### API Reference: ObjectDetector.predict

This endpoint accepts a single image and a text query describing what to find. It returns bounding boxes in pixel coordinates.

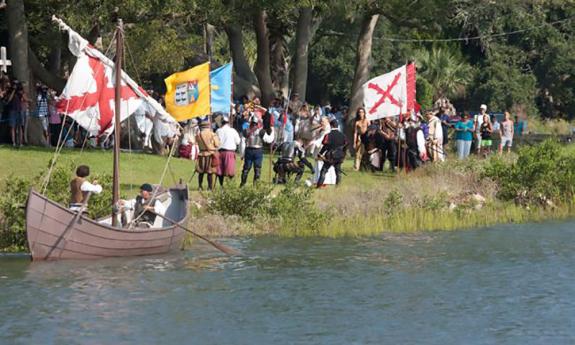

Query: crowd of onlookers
[1,75,529,188]
[0,76,64,147]
[171,94,530,190]
[349,102,528,173]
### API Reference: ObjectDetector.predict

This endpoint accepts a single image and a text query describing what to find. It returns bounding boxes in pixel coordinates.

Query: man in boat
[70,165,103,212]
[119,183,166,228]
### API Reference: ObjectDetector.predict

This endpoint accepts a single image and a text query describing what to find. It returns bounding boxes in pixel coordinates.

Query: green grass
[0,145,204,195]
[0,144,383,195]
[2,144,574,240]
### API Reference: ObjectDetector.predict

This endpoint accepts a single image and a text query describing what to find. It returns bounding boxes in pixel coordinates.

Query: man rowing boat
[119,183,166,228]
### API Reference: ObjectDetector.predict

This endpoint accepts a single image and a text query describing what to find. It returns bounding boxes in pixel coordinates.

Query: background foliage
[1,0,573,116]
[0,162,113,251]
[483,140,575,206]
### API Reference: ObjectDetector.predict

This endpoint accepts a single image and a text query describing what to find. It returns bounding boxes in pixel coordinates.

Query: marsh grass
[305,202,575,238]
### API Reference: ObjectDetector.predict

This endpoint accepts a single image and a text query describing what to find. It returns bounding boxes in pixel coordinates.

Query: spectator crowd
[1,74,528,190]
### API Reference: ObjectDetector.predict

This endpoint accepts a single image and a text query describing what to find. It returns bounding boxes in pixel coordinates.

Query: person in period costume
[178,119,199,159]
[316,119,348,187]
[426,110,445,162]
[119,183,166,228]
[353,107,370,171]
[216,115,241,187]
[69,165,103,212]
[397,115,427,171]
[272,139,314,184]
[363,122,384,171]
[380,117,397,172]
[240,116,267,187]
[195,119,221,191]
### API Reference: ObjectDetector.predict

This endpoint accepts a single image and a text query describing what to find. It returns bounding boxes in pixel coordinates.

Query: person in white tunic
[426,111,444,162]
[216,116,241,186]
[69,165,103,212]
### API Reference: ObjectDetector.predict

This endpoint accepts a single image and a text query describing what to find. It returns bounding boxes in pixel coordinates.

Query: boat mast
[112,19,123,227]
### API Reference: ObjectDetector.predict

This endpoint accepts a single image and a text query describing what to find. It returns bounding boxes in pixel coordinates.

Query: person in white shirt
[216,115,241,187]
[119,183,166,228]
[69,165,103,212]
[474,104,488,154]
[426,111,444,162]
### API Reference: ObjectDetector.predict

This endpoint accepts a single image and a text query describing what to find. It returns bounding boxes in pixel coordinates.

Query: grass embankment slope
[1,143,574,242]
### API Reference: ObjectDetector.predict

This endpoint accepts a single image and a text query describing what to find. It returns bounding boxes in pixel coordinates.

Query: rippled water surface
[2,221,575,345]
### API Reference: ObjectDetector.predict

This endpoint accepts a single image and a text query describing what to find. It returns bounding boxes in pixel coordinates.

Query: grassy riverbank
[1,142,574,251]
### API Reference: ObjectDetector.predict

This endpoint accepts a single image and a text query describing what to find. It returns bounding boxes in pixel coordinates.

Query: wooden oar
[43,192,92,260]
[153,211,241,256]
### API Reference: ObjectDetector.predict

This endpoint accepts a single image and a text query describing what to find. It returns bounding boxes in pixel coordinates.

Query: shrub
[483,140,575,206]
[207,184,273,221]
[0,162,113,251]
[414,192,449,211]
[207,183,329,234]
[383,190,404,215]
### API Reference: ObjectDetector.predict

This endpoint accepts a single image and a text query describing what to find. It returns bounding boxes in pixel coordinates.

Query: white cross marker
[0,47,12,73]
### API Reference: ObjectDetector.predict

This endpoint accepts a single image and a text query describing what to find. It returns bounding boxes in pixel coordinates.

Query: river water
[1,221,575,345]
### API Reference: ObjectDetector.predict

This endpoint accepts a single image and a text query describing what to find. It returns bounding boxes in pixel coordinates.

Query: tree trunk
[292,7,313,101]
[204,23,216,61]
[48,34,62,75]
[270,31,289,99]
[253,10,275,107]
[224,24,259,97]
[6,0,30,90]
[6,0,49,147]
[29,48,66,93]
[347,13,379,142]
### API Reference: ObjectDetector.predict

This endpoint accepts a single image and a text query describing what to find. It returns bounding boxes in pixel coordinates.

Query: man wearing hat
[474,104,488,154]
[316,119,348,187]
[216,115,241,187]
[119,183,166,228]
[195,118,221,190]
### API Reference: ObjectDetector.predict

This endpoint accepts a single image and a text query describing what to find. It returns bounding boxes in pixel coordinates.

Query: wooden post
[112,19,124,227]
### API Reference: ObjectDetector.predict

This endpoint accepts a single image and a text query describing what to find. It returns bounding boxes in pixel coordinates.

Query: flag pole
[112,18,124,227]
[230,62,235,128]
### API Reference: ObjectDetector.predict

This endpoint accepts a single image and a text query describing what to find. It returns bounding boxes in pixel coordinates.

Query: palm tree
[415,47,474,100]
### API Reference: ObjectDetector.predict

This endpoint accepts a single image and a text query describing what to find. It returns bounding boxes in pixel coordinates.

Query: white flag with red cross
[362,63,416,120]
[55,19,176,136]
[57,54,143,136]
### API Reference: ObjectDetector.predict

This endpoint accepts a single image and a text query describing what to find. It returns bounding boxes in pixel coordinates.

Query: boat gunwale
[27,187,189,235]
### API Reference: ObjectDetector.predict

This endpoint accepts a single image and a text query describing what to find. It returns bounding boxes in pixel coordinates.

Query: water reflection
[1,220,575,344]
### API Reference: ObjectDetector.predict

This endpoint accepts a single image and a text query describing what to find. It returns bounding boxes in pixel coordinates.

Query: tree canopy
[1,0,573,119]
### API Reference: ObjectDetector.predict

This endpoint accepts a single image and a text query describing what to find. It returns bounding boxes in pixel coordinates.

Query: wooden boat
[25,18,191,261]
[26,187,188,261]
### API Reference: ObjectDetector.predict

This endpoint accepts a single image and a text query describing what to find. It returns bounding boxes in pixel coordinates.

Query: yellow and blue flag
[165,62,211,121]
[210,63,233,114]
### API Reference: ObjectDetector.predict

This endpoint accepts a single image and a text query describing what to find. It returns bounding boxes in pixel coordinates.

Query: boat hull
[26,188,188,261]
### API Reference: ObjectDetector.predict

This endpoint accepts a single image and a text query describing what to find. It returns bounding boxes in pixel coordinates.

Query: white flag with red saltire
[56,22,176,136]
[362,63,416,120]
